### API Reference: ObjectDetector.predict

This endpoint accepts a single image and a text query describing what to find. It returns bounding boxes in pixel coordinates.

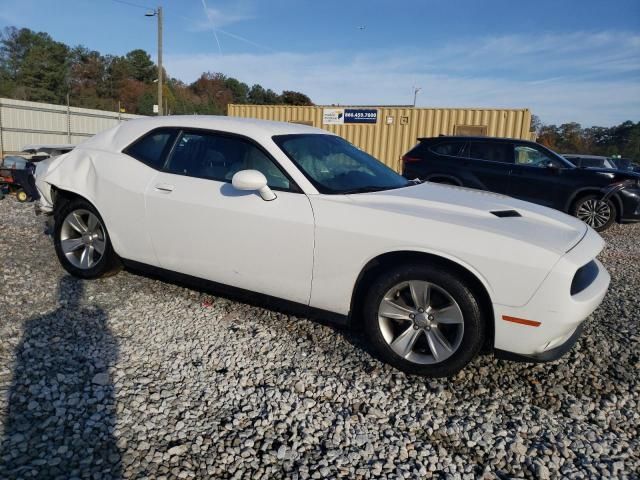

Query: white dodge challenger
[34,116,610,377]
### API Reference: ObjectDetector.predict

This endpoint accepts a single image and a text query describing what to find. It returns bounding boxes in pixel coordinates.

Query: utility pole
[157,6,163,116]
[146,6,163,115]
[412,86,422,108]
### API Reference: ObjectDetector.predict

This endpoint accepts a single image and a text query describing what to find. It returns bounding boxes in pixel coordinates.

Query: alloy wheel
[60,209,106,269]
[377,280,464,365]
[576,199,611,229]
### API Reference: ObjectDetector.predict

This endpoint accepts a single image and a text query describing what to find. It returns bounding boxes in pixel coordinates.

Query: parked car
[33,117,609,377]
[402,136,640,231]
[1,144,75,202]
[563,154,640,173]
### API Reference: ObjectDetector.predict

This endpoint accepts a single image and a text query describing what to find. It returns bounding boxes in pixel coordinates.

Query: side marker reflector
[502,315,541,327]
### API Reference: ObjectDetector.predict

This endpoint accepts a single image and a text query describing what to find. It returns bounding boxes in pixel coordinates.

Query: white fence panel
[0,98,143,155]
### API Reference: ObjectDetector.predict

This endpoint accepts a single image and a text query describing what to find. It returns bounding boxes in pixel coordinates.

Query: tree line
[0,27,313,115]
[533,117,639,161]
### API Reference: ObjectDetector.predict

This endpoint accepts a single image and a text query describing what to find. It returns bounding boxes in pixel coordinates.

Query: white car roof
[80,115,330,152]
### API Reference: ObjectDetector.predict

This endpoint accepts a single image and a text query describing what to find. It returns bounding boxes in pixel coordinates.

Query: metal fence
[0,97,143,156]
[229,104,534,171]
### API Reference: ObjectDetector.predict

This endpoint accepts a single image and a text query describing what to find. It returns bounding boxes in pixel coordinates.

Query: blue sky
[1,0,639,126]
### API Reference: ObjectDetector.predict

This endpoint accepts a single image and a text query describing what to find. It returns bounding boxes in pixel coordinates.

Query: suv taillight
[402,155,421,163]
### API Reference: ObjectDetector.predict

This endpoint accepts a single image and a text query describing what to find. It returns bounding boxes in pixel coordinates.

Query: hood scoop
[491,210,522,218]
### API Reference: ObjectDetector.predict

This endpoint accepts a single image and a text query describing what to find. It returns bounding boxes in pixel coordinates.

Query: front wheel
[53,198,120,279]
[572,194,616,231]
[362,264,486,377]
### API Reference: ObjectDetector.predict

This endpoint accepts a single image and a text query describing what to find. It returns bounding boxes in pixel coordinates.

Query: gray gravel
[0,196,638,479]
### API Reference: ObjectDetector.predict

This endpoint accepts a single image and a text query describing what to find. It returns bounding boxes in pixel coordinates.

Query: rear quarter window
[430,142,467,156]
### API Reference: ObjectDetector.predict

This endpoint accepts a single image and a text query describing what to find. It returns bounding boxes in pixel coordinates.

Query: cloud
[165,31,640,126]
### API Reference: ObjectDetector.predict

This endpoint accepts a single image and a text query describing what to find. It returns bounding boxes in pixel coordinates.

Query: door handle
[154,183,174,193]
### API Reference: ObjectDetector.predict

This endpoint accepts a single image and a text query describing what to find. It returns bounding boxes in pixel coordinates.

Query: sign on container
[323,108,378,125]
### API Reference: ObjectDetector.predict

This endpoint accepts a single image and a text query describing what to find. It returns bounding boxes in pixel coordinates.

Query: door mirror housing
[544,161,559,170]
[231,169,277,201]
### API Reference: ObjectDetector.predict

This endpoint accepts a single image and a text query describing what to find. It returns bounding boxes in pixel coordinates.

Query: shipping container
[228,104,534,171]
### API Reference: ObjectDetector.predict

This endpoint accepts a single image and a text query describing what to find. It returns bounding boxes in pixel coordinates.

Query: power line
[109,0,154,11]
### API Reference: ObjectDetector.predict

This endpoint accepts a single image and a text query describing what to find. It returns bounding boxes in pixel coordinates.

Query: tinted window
[431,142,466,156]
[514,145,563,168]
[124,128,177,169]
[468,142,513,163]
[273,134,409,194]
[165,131,291,190]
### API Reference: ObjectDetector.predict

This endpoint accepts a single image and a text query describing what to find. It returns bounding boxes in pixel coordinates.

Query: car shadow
[0,276,121,479]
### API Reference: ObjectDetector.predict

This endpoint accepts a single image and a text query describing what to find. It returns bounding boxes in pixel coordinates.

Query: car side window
[514,145,562,168]
[431,142,466,156]
[165,131,291,190]
[468,142,513,163]
[123,128,178,169]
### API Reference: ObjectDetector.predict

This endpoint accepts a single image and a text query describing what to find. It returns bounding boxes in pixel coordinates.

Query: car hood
[347,182,588,254]
[576,167,640,179]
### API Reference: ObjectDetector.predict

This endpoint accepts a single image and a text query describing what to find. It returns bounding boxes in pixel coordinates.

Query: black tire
[362,264,485,377]
[571,194,616,232]
[53,197,121,279]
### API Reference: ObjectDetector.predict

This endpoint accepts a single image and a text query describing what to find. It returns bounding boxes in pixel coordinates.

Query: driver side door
[144,129,315,305]
[507,143,563,208]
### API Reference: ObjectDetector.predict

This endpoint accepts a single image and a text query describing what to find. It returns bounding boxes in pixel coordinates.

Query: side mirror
[544,161,558,170]
[231,169,276,201]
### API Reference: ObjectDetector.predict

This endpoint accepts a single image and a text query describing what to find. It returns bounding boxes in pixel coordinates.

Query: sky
[0,0,638,126]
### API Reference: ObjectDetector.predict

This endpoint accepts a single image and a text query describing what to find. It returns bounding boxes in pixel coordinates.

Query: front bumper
[492,227,610,361]
[494,322,584,363]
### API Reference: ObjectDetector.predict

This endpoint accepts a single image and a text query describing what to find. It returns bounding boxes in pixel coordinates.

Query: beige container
[228,104,533,171]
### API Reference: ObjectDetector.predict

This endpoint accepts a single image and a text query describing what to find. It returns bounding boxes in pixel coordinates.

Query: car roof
[80,115,330,152]
[417,135,535,144]
[562,154,609,160]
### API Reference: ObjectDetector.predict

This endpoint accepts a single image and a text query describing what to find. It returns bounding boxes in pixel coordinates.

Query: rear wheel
[53,198,120,279]
[362,264,485,377]
[572,194,616,231]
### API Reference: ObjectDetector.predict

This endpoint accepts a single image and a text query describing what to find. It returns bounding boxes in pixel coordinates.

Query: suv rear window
[468,142,513,163]
[430,142,466,156]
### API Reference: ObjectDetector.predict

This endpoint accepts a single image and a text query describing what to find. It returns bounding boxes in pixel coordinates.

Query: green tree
[224,77,249,104]
[0,27,70,103]
[281,90,313,106]
[124,49,156,83]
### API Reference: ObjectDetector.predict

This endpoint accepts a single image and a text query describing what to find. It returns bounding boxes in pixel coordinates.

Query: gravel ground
[0,196,638,480]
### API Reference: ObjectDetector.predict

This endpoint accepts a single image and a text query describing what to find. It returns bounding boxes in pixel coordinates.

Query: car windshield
[273,134,411,194]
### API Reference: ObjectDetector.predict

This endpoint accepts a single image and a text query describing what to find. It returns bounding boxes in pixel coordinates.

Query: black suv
[402,136,640,231]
